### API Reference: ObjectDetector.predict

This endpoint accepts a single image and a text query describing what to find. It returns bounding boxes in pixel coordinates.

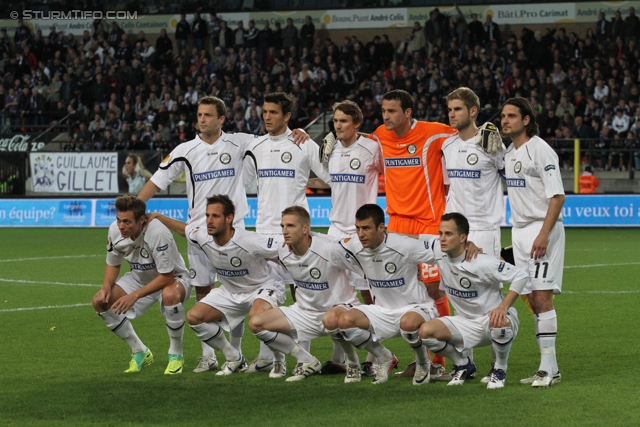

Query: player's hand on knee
[319,132,337,162]
[488,306,508,328]
[475,122,501,153]
[112,293,139,315]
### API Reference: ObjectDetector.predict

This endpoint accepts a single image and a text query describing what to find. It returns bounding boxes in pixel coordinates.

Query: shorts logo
[310,268,321,279]
[156,244,168,252]
[350,158,361,170]
[514,161,522,173]
[230,256,242,267]
[544,164,556,171]
[220,153,231,164]
[189,268,196,278]
[140,248,149,258]
[407,144,417,154]
[385,262,397,274]
[467,153,478,165]
[460,277,472,289]
[281,152,292,163]
[498,262,505,272]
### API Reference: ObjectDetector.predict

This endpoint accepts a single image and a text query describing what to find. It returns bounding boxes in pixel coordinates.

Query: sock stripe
[491,337,514,346]
[199,326,222,342]
[264,332,278,345]
[166,322,185,331]
[353,334,371,349]
[111,317,128,333]
[536,332,557,338]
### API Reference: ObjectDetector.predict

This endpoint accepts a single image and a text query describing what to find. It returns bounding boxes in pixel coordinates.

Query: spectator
[281,18,298,53]
[191,12,207,51]
[579,165,600,193]
[175,14,190,53]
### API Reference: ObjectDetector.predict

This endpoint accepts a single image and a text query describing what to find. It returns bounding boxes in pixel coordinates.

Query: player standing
[242,92,331,376]
[501,97,565,387]
[370,89,456,376]
[418,213,529,389]
[92,196,192,374]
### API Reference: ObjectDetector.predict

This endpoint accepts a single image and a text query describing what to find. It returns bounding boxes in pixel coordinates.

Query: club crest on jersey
[385,262,397,274]
[350,158,361,170]
[407,144,417,154]
[460,277,471,288]
[467,153,478,165]
[189,269,196,279]
[514,161,522,173]
[281,152,292,163]
[230,257,242,267]
[310,268,321,279]
[140,248,149,258]
[220,153,231,164]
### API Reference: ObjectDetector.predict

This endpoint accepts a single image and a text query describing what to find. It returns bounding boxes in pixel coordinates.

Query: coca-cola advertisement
[0,135,46,152]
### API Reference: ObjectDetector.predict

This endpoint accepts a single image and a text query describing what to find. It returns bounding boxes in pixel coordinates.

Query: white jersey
[430,239,528,319]
[336,233,436,310]
[244,129,331,234]
[106,219,189,284]
[189,227,283,294]
[442,134,505,230]
[150,132,254,228]
[277,233,359,312]
[504,136,565,227]
[326,136,384,234]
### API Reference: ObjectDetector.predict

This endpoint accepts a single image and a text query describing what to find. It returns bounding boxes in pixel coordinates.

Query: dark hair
[333,100,363,125]
[441,212,470,237]
[355,204,385,227]
[503,97,539,137]
[198,95,226,117]
[281,206,310,224]
[206,194,235,217]
[115,195,146,221]
[382,89,414,113]
[264,92,293,115]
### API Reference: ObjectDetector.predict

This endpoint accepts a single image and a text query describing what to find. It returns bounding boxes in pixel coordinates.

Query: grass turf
[0,227,639,426]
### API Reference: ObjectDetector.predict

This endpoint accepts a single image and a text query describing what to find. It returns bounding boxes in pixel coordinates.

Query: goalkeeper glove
[475,122,502,153]
[319,132,337,162]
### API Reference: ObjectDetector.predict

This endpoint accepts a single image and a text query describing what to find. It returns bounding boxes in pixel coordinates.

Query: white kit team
[93,92,565,389]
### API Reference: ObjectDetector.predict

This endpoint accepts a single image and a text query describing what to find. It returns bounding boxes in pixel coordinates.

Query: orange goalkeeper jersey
[372,120,456,225]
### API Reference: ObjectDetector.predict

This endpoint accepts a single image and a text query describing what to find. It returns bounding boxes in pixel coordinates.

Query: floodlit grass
[1,228,639,426]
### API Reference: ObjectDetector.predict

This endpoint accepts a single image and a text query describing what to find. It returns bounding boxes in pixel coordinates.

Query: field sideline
[1,227,639,426]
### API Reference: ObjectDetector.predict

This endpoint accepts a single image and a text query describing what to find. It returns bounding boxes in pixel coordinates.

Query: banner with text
[1,195,638,228]
[30,153,119,193]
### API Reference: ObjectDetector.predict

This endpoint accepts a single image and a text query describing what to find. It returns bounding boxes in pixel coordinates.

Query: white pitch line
[0,278,98,287]
[0,254,101,263]
[0,303,91,313]
[565,262,640,269]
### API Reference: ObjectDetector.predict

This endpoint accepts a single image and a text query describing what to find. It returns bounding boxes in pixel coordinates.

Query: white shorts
[354,302,439,341]
[186,220,245,287]
[468,227,501,259]
[439,308,519,352]
[327,226,368,291]
[279,304,327,343]
[115,272,192,319]
[200,284,285,332]
[512,221,565,295]
[187,237,216,287]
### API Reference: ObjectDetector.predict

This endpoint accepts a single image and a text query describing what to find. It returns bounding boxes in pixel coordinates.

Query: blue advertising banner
[0,195,638,227]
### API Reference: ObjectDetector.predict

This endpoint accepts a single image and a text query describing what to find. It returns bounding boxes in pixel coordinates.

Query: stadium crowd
[1,5,640,170]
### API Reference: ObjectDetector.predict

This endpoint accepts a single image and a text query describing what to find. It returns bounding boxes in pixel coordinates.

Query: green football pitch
[1,227,639,426]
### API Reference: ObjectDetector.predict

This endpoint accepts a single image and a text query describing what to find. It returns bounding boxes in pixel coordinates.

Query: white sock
[463,348,474,363]
[164,304,185,356]
[401,329,428,364]
[255,330,315,363]
[327,328,359,365]
[99,309,145,353]
[191,323,239,361]
[201,341,215,358]
[341,327,392,361]
[299,340,310,352]
[331,341,345,364]
[365,352,377,363]
[229,320,244,352]
[536,310,558,374]
[491,327,515,371]
[257,340,274,360]
[422,338,466,366]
